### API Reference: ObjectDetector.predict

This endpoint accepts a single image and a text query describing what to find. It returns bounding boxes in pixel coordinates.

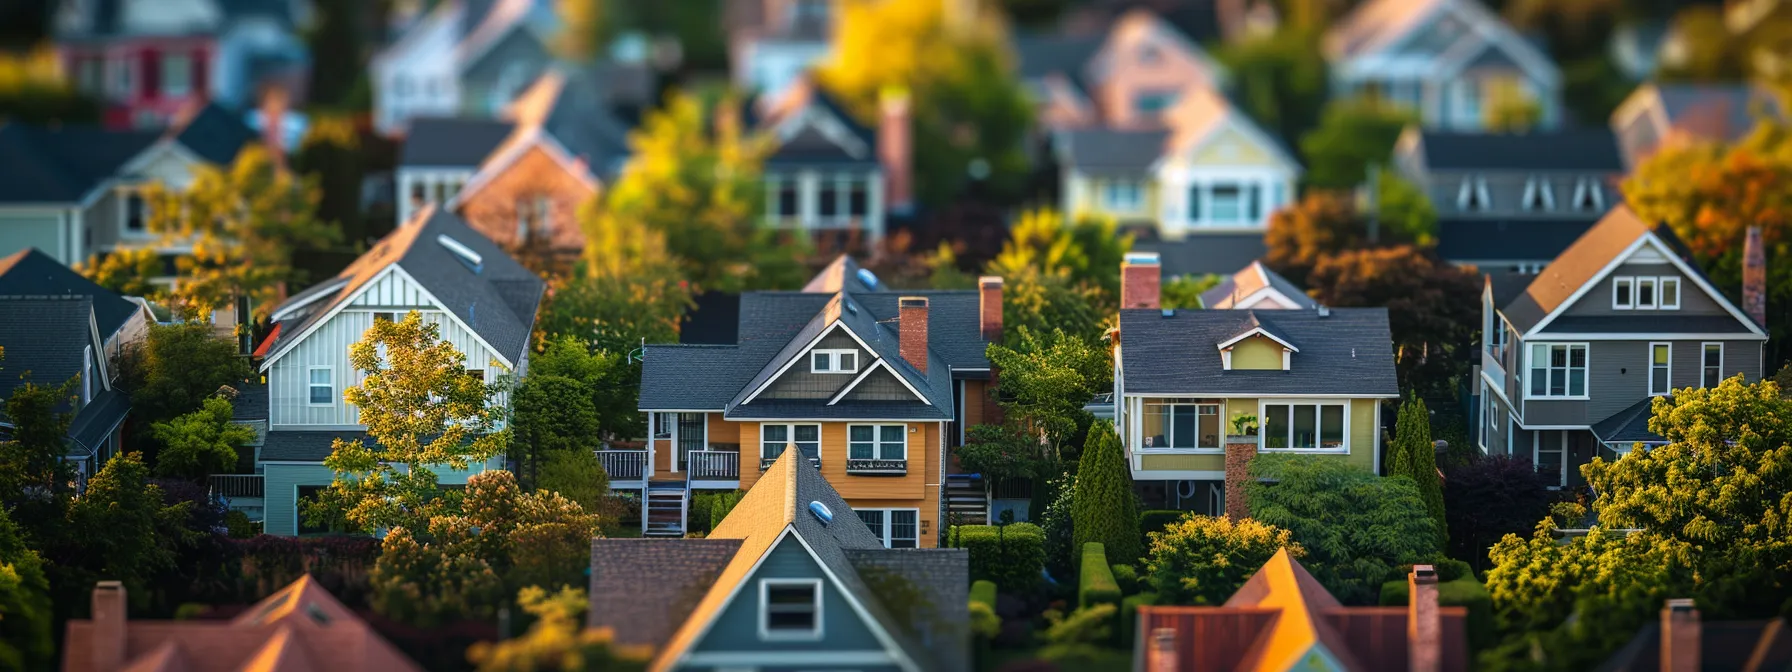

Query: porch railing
[596,450,648,481]
[208,474,265,500]
[688,450,740,480]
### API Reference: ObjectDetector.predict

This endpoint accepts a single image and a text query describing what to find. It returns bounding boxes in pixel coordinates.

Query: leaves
[1071,422,1141,566]
[1245,455,1440,605]
[467,585,650,671]
[985,326,1110,452]
[1389,396,1447,549]
[1298,98,1415,191]
[1442,454,1558,573]
[151,396,256,480]
[1304,245,1482,398]
[1145,514,1302,606]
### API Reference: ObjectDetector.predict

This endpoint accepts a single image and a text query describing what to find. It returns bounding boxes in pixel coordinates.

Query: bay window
[1261,402,1347,451]
[1141,400,1220,449]
[1527,343,1588,398]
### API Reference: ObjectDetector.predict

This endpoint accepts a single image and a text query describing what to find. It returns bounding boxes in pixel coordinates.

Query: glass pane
[1705,345,1721,367]
[1616,280,1631,305]
[1143,403,1168,448]
[880,425,904,442]
[818,183,838,216]
[1551,346,1567,367]
[812,352,829,371]
[1530,368,1546,396]
[1211,185,1242,221]
[311,368,330,384]
[850,426,874,442]
[763,425,788,459]
[795,425,819,442]
[857,510,884,542]
[765,425,788,442]
[1265,405,1290,449]
[1549,366,1565,396]
[1569,369,1586,396]
[767,585,813,605]
[1292,405,1317,449]
[881,426,905,459]
[839,351,856,371]
[1653,345,1669,365]
[891,510,918,548]
[1197,406,1219,448]
[1570,346,1586,368]
[1662,279,1679,306]
[1171,406,1197,448]
[1320,406,1345,448]
[309,386,331,404]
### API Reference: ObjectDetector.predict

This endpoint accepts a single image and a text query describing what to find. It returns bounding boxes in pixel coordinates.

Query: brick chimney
[1743,226,1766,329]
[91,580,128,672]
[899,297,929,374]
[1147,627,1178,672]
[1661,598,1701,672]
[879,88,914,215]
[979,276,1004,343]
[1122,252,1161,310]
[1408,565,1441,672]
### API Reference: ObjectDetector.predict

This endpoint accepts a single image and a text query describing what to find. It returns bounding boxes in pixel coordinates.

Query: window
[847,178,869,216]
[161,53,192,97]
[124,191,147,233]
[1134,90,1178,114]
[1457,177,1491,211]
[77,57,102,94]
[758,579,822,640]
[1702,343,1723,388]
[1209,184,1243,222]
[112,57,132,96]
[1522,177,1554,211]
[1103,181,1142,211]
[653,412,673,439]
[1141,401,1220,449]
[1613,277,1634,309]
[818,180,840,218]
[1187,185,1202,222]
[1534,431,1567,489]
[770,177,799,218]
[810,349,859,374]
[857,509,920,548]
[1457,79,1482,125]
[1613,276,1680,310]
[373,312,395,324]
[1572,177,1604,212]
[848,425,906,460]
[1527,343,1588,398]
[1637,277,1658,309]
[307,367,334,406]
[1480,388,1497,453]
[1261,402,1347,451]
[1245,184,1262,222]
[761,424,820,462]
[1649,342,1671,396]
[515,195,548,242]
[1661,277,1680,309]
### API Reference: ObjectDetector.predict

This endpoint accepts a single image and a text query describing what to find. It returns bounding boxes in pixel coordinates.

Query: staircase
[644,481,689,537]
[944,474,989,526]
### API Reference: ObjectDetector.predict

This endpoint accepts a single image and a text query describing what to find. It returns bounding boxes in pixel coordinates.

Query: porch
[595,445,742,491]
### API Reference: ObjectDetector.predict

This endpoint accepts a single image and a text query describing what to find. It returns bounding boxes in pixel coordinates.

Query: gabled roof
[1059,128,1170,171]
[1325,0,1558,85]
[802,255,882,293]
[501,65,633,176]
[399,117,516,168]
[257,206,544,370]
[1590,397,1666,448]
[0,122,158,203]
[727,293,947,417]
[1436,217,1602,265]
[166,102,259,166]
[1159,85,1298,170]
[1201,261,1318,310]
[0,296,100,401]
[1013,33,1105,81]
[1325,0,1451,62]
[751,78,879,167]
[1617,82,1788,147]
[1118,307,1400,397]
[1410,129,1624,172]
[0,248,145,340]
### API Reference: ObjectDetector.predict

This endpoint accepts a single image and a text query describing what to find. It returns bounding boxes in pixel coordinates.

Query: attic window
[437,234,483,273]
[1522,177,1554,211]
[1572,177,1605,212]
[811,349,858,374]
[759,579,822,640]
[1458,177,1491,212]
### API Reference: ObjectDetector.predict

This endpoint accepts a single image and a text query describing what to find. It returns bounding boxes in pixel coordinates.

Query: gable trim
[1217,327,1300,352]
[269,278,349,322]
[1154,113,1301,174]
[738,320,880,406]
[825,358,929,406]
[259,264,516,372]
[773,104,871,159]
[1525,233,1766,338]
[1433,8,1561,85]
[448,128,600,207]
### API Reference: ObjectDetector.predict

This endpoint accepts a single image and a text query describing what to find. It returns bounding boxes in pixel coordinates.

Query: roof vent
[1161,309,1174,318]
[856,267,880,290]
[808,500,833,526]
[844,300,858,315]
[437,234,483,274]
[1317,305,1330,318]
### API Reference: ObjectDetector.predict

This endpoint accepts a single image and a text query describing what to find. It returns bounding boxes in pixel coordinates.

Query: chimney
[1661,598,1701,672]
[1743,226,1766,329]
[979,276,1004,343]
[1408,565,1440,672]
[899,297,929,375]
[879,87,914,215]
[92,581,128,672]
[1121,252,1161,310]
[260,85,289,173]
[1147,627,1178,672]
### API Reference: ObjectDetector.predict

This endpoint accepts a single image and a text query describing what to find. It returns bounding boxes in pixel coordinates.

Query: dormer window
[1572,177,1605,212]
[1522,177,1554,211]
[759,579,822,640]
[1457,177,1491,212]
[810,349,859,374]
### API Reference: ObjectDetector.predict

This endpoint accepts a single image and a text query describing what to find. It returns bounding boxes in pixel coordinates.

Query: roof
[62,576,421,672]
[166,103,258,166]
[1485,271,1532,310]
[399,117,516,167]
[68,388,130,456]
[1325,0,1449,61]
[502,66,633,175]
[228,381,269,422]
[0,248,144,340]
[0,122,158,203]
[802,255,881,293]
[1059,129,1169,171]
[1201,261,1318,309]
[260,431,363,462]
[1413,130,1624,172]
[1135,235,1269,277]
[1596,616,1792,671]
[0,296,97,402]
[1648,82,1788,143]
[752,80,879,167]
[1013,33,1104,81]
[1436,217,1601,265]
[1118,307,1400,397]
[258,206,544,369]
[1498,206,1657,332]
[585,538,742,648]
[1590,398,1665,447]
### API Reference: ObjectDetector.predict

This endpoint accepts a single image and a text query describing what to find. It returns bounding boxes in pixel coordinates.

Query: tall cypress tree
[1390,396,1447,549]
[1071,420,1141,566]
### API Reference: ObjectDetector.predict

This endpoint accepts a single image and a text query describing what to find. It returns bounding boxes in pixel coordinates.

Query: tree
[151,396,255,480]
[143,144,340,319]
[1145,514,1302,606]
[989,209,1131,297]
[1071,421,1140,566]
[1484,78,1543,131]
[1263,192,1373,287]
[295,113,367,244]
[536,449,610,517]
[0,47,99,125]
[1658,5,1748,82]
[1219,26,1329,146]
[512,372,601,487]
[1305,245,1482,398]
[1245,455,1439,604]
[1388,397,1446,548]
[954,423,1054,492]
[76,247,164,298]
[466,586,649,671]
[313,312,506,534]
[1442,455,1558,572]
[819,0,1034,206]
[1161,274,1222,310]
[0,507,52,672]
[126,322,254,427]
[56,453,195,605]
[0,378,75,506]
[984,326,1110,454]
[527,335,638,442]
[1298,98,1416,190]
[368,525,506,627]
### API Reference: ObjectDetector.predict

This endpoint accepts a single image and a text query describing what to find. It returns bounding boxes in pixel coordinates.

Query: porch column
[1224,437,1257,522]
[644,411,655,479]
[669,413,679,473]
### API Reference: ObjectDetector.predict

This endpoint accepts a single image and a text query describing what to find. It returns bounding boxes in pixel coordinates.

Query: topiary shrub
[1078,543,1121,609]
[949,523,1045,593]
[1110,564,1139,595]
[1072,422,1141,566]
[970,580,1001,641]
[1119,592,1158,648]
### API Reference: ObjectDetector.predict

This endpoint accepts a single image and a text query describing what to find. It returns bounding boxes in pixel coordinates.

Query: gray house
[370,0,560,135]
[0,296,133,480]
[588,449,970,672]
[1476,206,1768,490]
[1392,127,1626,271]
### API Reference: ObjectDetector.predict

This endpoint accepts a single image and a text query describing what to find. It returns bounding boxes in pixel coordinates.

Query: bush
[1380,573,1494,653]
[970,580,1001,640]
[1246,455,1440,604]
[1119,592,1158,649]
[949,523,1046,593]
[708,490,743,529]
[1442,454,1558,572]
[1078,543,1121,609]
[690,490,744,534]
[1038,478,1075,580]
[224,510,262,539]
[1145,514,1300,606]
[1110,564,1138,595]
[1140,510,1184,537]
[1071,422,1141,566]
[1039,603,1117,664]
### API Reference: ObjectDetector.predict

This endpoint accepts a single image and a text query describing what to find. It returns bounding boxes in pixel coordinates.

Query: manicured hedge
[1379,572,1494,653]
[1111,564,1139,595]
[1119,592,1159,648]
[1078,543,1121,609]
[1140,510,1185,538]
[949,523,1045,593]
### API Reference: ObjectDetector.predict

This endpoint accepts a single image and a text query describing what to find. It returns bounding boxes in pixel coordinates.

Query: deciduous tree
[1298,98,1415,190]
[1442,454,1557,572]
[125,322,254,426]
[1146,514,1302,606]
[1305,245,1481,397]
[466,586,649,671]
[985,326,1110,454]
[151,396,255,480]
[0,378,75,507]
[1219,26,1329,146]
[0,507,52,672]
[76,247,163,298]
[56,453,195,606]
[1245,455,1439,604]
[1071,421,1140,565]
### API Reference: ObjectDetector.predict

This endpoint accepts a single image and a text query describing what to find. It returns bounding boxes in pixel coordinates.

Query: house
[242,205,544,535]
[1391,127,1625,271]
[1324,0,1563,131]
[1199,261,1317,310]
[1595,599,1792,671]
[54,0,312,129]
[1609,82,1788,169]
[1136,551,1470,671]
[627,266,1006,539]
[0,295,134,480]
[370,0,559,135]
[1476,207,1766,490]
[62,576,422,671]
[0,103,258,269]
[1057,84,1299,249]
[750,78,909,248]
[1110,253,1399,517]
[1013,9,1228,132]
[726,0,838,99]
[0,248,152,360]
[1056,0,1282,47]
[588,449,970,672]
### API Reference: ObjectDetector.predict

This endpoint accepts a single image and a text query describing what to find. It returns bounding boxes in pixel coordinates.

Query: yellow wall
[1069,174,1159,221]
[733,420,942,548]
[1141,453,1224,471]
[1176,126,1282,167]
[1133,398,1384,476]
[1230,336,1286,370]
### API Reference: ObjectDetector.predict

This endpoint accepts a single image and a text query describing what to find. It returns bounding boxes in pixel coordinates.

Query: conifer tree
[1071,421,1140,566]
[1390,396,1446,548]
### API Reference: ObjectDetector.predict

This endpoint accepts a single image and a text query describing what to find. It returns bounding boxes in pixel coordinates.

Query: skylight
[437,234,483,273]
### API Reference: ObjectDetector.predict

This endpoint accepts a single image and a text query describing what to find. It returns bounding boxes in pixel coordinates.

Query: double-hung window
[307,367,334,406]
[761,424,820,463]
[1527,343,1588,398]
[810,349,859,374]
[1613,276,1681,309]
[856,509,919,548]
[848,425,906,460]
[1140,400,1220,449]
[1649,343,1672,396]
[758,579,822,640]
[1261,402,1347,451]
[1701,343,1723,388]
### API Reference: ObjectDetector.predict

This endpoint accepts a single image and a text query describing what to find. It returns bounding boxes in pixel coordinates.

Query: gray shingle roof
[1200,261,1317,310]
[1119,307,1400,396]
[1437,217,1600,265]
[586,538,742,648]
[68,388,130,456]
[0,296,96,401]
[0,248,144,341]
[1415,130,1623,172]
[1135,235,1269,277]
[229,381,269,422]
[399,117,515,167]
[1058,129,1168,171]
[260,430,361,461]
[1013,34,1103,81]
[169,103,258,166]
[1590,397,1664,446]
[0,123,158,203]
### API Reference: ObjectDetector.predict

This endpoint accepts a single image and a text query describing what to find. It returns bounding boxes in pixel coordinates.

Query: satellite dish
[808,501,834,526]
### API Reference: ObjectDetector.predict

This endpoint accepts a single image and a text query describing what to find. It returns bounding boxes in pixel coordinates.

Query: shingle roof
[1590,397,1664,447]
[1596,616,1792,672]
[0,296,96,401]
[68,388,130,456]
[0,248,144,341]
[1119,307,1400,396]
[1059,129,1168,171]
[586,538,742,647]
[260,431,361,462]
[168,103,258,165]
[228,381,269,422]
[1200,261,1317,309]
[0,122,157,203]
[1485,271,1532,310]
[1415,130,1624,172]
[753,80,879,167]
[1436,217,1601,265]
[1135,235,1270,277]
[1013,34,1104,81]
[399,117,515,167]
[1499,206,1655,333]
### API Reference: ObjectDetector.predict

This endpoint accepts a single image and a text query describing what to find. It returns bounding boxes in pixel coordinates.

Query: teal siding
[261,460,500,536]
[0,211,64,262]
[687,535,893,657]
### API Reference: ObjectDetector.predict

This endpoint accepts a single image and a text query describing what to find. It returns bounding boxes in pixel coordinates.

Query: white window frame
[1636,277,1658,309]
[1660,277,1681,309]
[161,52,193,97]
[1612,277,1634,309]
[809,349,859,374]
[307,366,335,407]
[118,187,150,238]
[82,345,94,404]
[1139,400,1223,451]
[856,508,921,548]
[760,423,821,461]
[1521,176,1555,211]
[1209,182,1245,223]
[757,578,824,641]
[1648,342,1672,396]
[1102,180,1142,212]
[1701,342,1723,388]
[1525,343,1590,400]
[1533,431,1568,490]
[1258,400,1350,453]
[847,424,907,461]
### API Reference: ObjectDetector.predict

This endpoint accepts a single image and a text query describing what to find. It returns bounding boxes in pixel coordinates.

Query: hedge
[695,490,744,531]
[1379,573,1493,653]
[1078,543,1121,609]
[1140,510,1185,539]
[1119,592,1158,648]
[971,580,998,607]
[1111,564,1139,595]
[949,523,1045,592]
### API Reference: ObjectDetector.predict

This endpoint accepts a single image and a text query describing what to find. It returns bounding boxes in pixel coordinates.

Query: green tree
[0,378,75,506]
[1388,397,1446,548]
[1298,98,1416,190]
[126,322,254,426]
[1245,455,1439,604]
[528,335,638,441]
[143,145,340,319]
[151,396,255,480]
[58,453,195,606]
[986,210,1132,341]
[819,0,1034,206]
[512,372,601,487]
[0,48,99,124]
[1218,26,1329,145]
[466,586,649,671]
[536,449,610,517]
[954,423,1054,492]
[984,326,1110,455]
[76,247,164,298]
[0,507,53,671]
[1071,421,1140,566]
[1305,245,1482,398]
[368,525,506,626]
[1161,274,1222,310]
[1145,514,1303,606]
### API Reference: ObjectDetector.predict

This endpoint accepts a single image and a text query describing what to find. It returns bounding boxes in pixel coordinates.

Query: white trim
[1128,469,1227,481]
[726,415,948,423]
[1700,342,1724,388]
[683,651,900,666]
[1660,276,1681,309]
[306,366,335,407]
[852,507,922,548]
[809,348,861,374]
[845,423,909,462]
[1533,430,1568,489]
[1526,233,1767,338]
[260,265,516,372]
[1647,341,1672,396]
[1372,398,1384,475]
[1257,399,1351,453]
[759,423,822,461]
[1521,342,1591,401]
[825,358,929,406]
[738,320,879,405]
[1613,277,1634,310]
[1121,392,1399,399]
[1216,327,1300,352]
[757,578,824,641]
[640,408,726,414]
[1535,332,1767,341]
[269,278,350,321]
[1480,370,1512,407]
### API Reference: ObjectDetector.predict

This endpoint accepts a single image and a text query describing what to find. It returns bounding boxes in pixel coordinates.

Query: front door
[678,413,705,469]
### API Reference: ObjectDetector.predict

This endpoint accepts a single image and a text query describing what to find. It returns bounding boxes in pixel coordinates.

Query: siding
[735,421,941,548]
[1068,174,1159,224]
[456,145,598,255]
[1180,126,1281,167]
[262,460,493,536]
[841,367,919,401]
[1231,336,1283,369]
[760,331,866,400]
[688,535,893,656]
[1521,339,1764,427]
[0,211,64,262]
[1558,262,1727,319]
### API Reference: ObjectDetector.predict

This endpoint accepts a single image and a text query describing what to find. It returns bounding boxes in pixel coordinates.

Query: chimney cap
[95,580,124,591]
[979,275,1004,288]
[899,296,929,308]
[1412,564,1437,582]
[1666,598,1697,612]
[1124,252,1161,266]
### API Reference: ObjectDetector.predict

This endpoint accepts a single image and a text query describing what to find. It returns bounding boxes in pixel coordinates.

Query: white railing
[596,450,648,481]
[208,474,265,500]
[688,450,740,480]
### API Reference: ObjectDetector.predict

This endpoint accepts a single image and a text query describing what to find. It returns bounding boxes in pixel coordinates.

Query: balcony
[596,450,648,481]
[208,474,264,500]
[845,458,907,475]
[687,450,740,481]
